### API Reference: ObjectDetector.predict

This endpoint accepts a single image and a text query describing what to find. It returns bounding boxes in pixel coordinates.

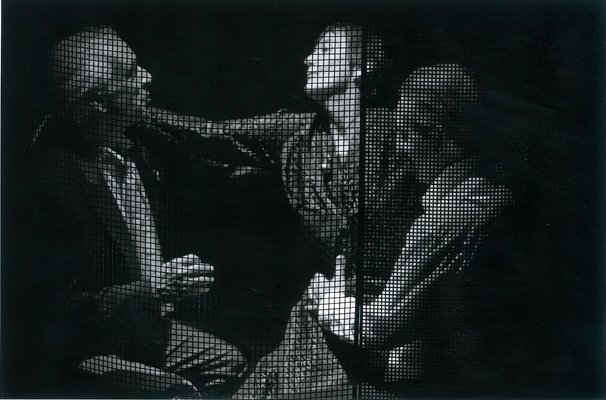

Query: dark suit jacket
[32,117,168,369]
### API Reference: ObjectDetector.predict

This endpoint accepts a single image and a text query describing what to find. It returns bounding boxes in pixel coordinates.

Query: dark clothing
[231,110,420,399]
[170,107,418,287]
[364,158,521,396]
[282,110,420,293]
[31,116,247,397]
[136,109,525,397]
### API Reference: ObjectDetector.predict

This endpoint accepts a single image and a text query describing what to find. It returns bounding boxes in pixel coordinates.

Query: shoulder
[281,113,323,185]
[283,112,321,144]
[32,141,87,202]
[34,141,78,177]
[279,111,318,133]
[365,107,398,150]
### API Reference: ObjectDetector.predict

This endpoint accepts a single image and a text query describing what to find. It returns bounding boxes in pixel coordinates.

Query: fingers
[179,275,214,287]
[164,254,214,277]
[317,292,356,344]
[163,275,214,299]
[179,275,214,295]
[170,253,201,266]
[334,255,345,284]
[182,262,214,276]
[333,322,355,344]
[163,254,199,271]
[309,272,328,294]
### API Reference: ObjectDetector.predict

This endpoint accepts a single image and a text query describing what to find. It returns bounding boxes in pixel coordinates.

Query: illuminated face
[304,31,356,100]
[102,38,152,123]
[92,37,152,150]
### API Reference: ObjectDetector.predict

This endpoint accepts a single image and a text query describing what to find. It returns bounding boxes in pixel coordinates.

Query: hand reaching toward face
[153,254,214,302]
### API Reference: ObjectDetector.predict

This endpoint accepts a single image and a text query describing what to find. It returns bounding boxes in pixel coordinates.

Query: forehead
[90,36,136,76]
[316,31,349,48]
[88,35,134,62]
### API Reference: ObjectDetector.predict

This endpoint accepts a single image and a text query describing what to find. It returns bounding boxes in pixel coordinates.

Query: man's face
[397,95,445,184]
[92,37,152,149]
[101,38,152,122]
[304,31,355,100]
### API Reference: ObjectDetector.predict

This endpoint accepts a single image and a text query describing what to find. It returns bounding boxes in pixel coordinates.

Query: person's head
[49,26,152,150]
[397,64,484,184]
[303,23,388,102]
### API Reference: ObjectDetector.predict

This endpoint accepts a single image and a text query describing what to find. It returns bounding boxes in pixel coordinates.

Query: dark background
[2,0,605,397]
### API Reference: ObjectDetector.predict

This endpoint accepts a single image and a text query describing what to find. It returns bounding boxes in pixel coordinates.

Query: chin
[305,86,331,102]
[304,84,318,94]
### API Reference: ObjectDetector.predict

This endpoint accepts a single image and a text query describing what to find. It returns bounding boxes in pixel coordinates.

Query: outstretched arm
[138,108,314,170]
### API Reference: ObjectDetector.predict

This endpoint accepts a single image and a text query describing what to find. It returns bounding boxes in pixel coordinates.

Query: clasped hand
[313,255,356,344]
[152,254,214,302]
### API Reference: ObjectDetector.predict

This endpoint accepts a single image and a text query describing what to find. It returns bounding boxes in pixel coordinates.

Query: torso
[282,110,421,299]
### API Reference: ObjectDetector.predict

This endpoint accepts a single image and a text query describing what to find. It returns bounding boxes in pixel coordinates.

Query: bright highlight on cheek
[304,31,354,99]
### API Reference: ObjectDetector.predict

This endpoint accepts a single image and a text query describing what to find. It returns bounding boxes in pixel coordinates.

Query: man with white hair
[32,26,247,398]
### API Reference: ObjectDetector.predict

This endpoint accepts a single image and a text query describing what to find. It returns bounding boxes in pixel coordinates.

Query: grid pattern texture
[31,24,523,399]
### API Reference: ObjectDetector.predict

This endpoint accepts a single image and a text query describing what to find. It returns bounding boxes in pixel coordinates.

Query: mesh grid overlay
[31,23,524,399]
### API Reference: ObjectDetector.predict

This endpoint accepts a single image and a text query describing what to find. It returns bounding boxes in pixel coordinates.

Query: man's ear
[69,95,106,125]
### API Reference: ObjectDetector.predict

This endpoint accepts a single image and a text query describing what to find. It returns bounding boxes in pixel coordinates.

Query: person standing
[230,23,419,398]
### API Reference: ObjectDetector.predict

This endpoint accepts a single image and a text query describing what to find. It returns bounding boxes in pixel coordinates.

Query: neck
[418,161,450,185]
[322,86,360,126]
[417,141,467,185]
[89,118,134,152]
[321,86,360,157]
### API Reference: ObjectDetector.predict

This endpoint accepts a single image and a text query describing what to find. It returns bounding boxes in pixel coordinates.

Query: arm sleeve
[362,178,514,350]
[83,280,157,319]
[33,151,160,323]
[140,108,314,169]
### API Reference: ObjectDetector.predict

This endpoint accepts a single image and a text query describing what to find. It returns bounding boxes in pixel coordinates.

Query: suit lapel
[73,153,142,280]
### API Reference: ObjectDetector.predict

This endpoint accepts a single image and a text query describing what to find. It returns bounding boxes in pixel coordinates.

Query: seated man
[31,26,246,398]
